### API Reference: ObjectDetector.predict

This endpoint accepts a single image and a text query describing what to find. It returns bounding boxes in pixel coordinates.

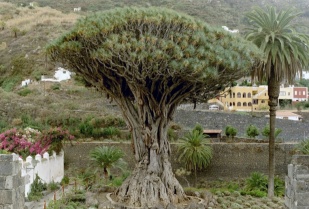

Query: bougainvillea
[0,127,75,158]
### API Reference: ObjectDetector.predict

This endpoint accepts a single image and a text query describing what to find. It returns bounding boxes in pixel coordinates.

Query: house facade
[218,85,308,111]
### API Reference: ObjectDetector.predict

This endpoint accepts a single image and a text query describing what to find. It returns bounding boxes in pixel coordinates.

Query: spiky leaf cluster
[245,6,309,83]
[47,7,261,105]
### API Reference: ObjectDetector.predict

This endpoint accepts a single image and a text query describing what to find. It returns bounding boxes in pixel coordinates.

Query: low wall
[0,154,25,209]
[64,142,296,181]
[20,151,64,197]
[285,155,309,209]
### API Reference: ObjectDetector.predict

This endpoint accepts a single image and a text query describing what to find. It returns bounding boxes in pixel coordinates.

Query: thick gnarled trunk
[114,99,187,207]
[267,70,280,198]
[116,150,186,207]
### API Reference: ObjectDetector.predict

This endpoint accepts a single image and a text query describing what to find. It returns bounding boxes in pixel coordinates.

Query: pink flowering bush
[0,129,32,158]
[0,127,75,158]
[41,127,75,154]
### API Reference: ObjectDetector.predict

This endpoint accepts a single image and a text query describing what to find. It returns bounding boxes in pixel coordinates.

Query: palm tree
[178,130,213,186]
[89,146,126,184]
[245,6,309,197]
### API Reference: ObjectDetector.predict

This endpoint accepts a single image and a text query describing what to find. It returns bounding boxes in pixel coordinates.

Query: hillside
[0,1,309,134]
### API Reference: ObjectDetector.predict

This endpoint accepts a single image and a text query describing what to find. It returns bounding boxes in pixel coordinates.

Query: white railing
[19,151,64,197]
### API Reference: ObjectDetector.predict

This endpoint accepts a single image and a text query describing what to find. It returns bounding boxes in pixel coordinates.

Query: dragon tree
[47,7,261,208]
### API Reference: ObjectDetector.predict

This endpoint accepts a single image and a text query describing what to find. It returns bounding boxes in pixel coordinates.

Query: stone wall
[285,155,309,209]
[0,154,25,209]
[64,142,295,181]
[174,109,309,142]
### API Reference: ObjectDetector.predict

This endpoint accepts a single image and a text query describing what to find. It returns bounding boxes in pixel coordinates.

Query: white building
[41,67,72,82]
[265,111,302,121]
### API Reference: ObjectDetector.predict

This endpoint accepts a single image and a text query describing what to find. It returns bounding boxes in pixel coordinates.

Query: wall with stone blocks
[0,154,25,209]
[285,155,309,209]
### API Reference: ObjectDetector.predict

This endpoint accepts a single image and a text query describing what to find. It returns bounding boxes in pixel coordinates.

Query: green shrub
[17,88,32,96]
[102,126,120,138]
[27,174,47,201]
[246,125,259,139]
[79,120,94,136]
[261,125,282,139]
[244,172,284,197]
[1,76,22,92]
[193,123,203,135]
[61,175,70,186]
[47,181,60,192]
[225,125,237,139]
[274,176,285,197]
[246,189,267,197]
[245,172,267,192]
[51,83,61,90]
[296,139,309,154]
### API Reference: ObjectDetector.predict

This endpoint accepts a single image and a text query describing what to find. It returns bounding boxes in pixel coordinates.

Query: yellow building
[219,85,269,111]
[213,85,308,111]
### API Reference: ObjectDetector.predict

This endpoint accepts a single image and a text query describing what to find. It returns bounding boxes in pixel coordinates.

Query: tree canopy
[245,6,309,84]
[48,7,261,107]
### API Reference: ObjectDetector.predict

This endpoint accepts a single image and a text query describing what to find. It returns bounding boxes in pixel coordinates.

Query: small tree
[89,146,126,183]
[225,125,237,139]
[193,123,204,135]
[178,129,213,186]
[246,125,259,139]
[261,125,282,140]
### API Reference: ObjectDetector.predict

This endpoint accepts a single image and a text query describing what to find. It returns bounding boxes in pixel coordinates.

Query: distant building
[265,111,302,121]
[216,85,308,111]
[41,67,72,82]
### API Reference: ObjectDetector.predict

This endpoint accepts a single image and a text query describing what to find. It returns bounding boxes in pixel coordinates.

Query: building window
[295,91,297,95]
[261,100,265,103]
[237,102,241,106]
[243,93,246,98]
[233,93,235,98]
[303,91,306,95]
[233,102,235,106]
[230,102,232,106]
[253,99,258,104]
[248,93,251,98]
[280,91,286,96]
[288,92,290,96]
[237,92,241,98]
[243,102,247,106]
[248,102,252,106]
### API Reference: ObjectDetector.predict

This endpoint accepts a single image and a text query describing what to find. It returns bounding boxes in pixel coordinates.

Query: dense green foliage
[178,129,213,185]
[244,172,285,197]
[27,174,47,201]
[89,146,126,181]
[261,125,282,139]
[225,125,237,139]
[296,139,309,154]
[245,7,309,84]
[47,7,262,106]
[246,125,259,139]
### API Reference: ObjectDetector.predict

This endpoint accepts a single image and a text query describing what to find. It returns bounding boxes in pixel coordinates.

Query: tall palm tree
[178,130,213,186]
[245,6,309,197]
[89,146,126,183]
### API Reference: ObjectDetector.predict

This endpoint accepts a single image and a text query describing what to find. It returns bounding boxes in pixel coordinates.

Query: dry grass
[1,5,80,32]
